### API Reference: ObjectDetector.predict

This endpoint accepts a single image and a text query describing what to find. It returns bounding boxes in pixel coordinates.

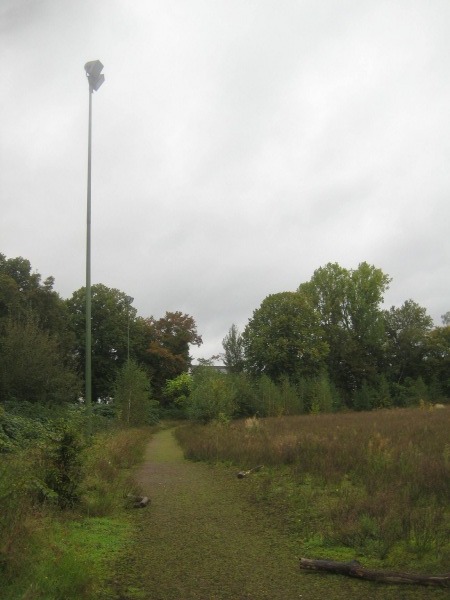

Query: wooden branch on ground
[134,496,149,508]
[299,558,450,588]
[237,465,263,479]
[126,494,150,508]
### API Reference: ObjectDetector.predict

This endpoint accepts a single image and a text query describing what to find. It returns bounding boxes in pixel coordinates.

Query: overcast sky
[1,0,449,362]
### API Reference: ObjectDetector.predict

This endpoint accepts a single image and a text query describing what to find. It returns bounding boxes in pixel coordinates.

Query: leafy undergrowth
[0,424,153,599]
[175,408,450,576]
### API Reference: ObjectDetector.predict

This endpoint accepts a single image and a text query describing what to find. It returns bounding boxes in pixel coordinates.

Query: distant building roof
[191,364,228,374]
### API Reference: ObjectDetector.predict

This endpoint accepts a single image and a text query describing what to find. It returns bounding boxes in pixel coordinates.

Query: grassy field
[108,427,447,599]
[176,407,450,575]
[2,407,448,597]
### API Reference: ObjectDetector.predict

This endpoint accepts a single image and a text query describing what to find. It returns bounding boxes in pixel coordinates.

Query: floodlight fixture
[84,60,105,92]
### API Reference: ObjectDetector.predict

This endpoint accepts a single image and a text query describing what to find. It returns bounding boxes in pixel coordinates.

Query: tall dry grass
[176,407,450,569]
[81,426,151,515]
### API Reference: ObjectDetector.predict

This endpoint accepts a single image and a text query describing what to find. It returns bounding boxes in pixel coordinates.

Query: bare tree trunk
[299,558,450,588]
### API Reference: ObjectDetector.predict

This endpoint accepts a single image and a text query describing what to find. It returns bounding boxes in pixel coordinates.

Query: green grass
[0,423,154,599]
[1,514,134,600]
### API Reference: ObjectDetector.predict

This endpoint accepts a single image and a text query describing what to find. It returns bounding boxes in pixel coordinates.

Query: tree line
[0,253,201,420]
[222,262,450,411]
[1,253,448,422]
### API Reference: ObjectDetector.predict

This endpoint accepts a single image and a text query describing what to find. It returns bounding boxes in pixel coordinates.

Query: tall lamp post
[84,60,105,434]
[126,296,134,362]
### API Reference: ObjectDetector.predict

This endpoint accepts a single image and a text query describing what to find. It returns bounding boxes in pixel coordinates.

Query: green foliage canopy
[222,324,245,374]
[66,284,138,400]
[299,262,390,395]
[383,299,434,384]
[242,291,328,381]
[141,311,202,400]
[0,317,79,404]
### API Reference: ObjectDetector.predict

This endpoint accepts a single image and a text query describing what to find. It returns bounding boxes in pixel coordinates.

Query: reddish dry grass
[179,409,449,486]
[176,407,450,567]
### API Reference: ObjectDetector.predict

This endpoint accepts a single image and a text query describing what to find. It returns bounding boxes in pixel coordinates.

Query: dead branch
[236,465,264,479]
[299,558,450,588]
[126,494,150,508]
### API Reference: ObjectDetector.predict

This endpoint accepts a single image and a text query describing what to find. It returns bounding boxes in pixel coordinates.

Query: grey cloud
[1,0,450,363]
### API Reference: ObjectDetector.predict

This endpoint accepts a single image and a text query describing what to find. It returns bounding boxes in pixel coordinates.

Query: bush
[0,405,50,453]
[307,374,335,414]
[352,381,376,411]
[186,367,236,422]
[229,373,259,417]
[39,421,85,508]
[115,360,159,426]
[163,372,193,411]
[256,374,283,416]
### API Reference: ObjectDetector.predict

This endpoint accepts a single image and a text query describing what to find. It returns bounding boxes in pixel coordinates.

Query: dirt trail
[110,428,445,600]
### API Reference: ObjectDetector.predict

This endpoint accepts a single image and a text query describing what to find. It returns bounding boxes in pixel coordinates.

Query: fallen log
[237,465,263,479]
[134,496,150,508]
[126,494,150,508]
[299,558,450,588]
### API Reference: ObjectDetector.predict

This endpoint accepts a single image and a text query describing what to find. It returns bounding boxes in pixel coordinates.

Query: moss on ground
[105,428,449,600]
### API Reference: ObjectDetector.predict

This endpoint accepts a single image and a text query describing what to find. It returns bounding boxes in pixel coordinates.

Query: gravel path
[110,428,446,600]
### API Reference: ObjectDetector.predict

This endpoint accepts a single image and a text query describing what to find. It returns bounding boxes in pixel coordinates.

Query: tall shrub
[257,374,283,416]
[187,367,236,422]
[40,422,84,508]
[279,375,304,415]
[228,372,258,417]
[115,360,159,426]
[309,373,335,413]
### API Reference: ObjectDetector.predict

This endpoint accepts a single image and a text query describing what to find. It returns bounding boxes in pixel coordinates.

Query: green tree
[66,284,138,400]
[114,360,158,426]
[186,366,236,423]
[308,373,336,414]
[41,421,84,508]
[256,374,283,416]
[0,316,79,404]
[140,311,202,401]
[383,300,433,384]
[279,375,304,415]
[242,292,328,381]
[0,254,73,351]
[228,372,259,417]
[424,325,450,398]
[299,262,390,397]
[373,374,392,409]
[163,372,193,408]
[222,324,245,373]
[352,381,376,411]
[405,376,429,406]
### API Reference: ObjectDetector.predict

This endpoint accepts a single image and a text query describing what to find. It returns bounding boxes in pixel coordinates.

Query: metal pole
[127,308,130,362]
[85,85,93,435]
[126,296,133,363]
